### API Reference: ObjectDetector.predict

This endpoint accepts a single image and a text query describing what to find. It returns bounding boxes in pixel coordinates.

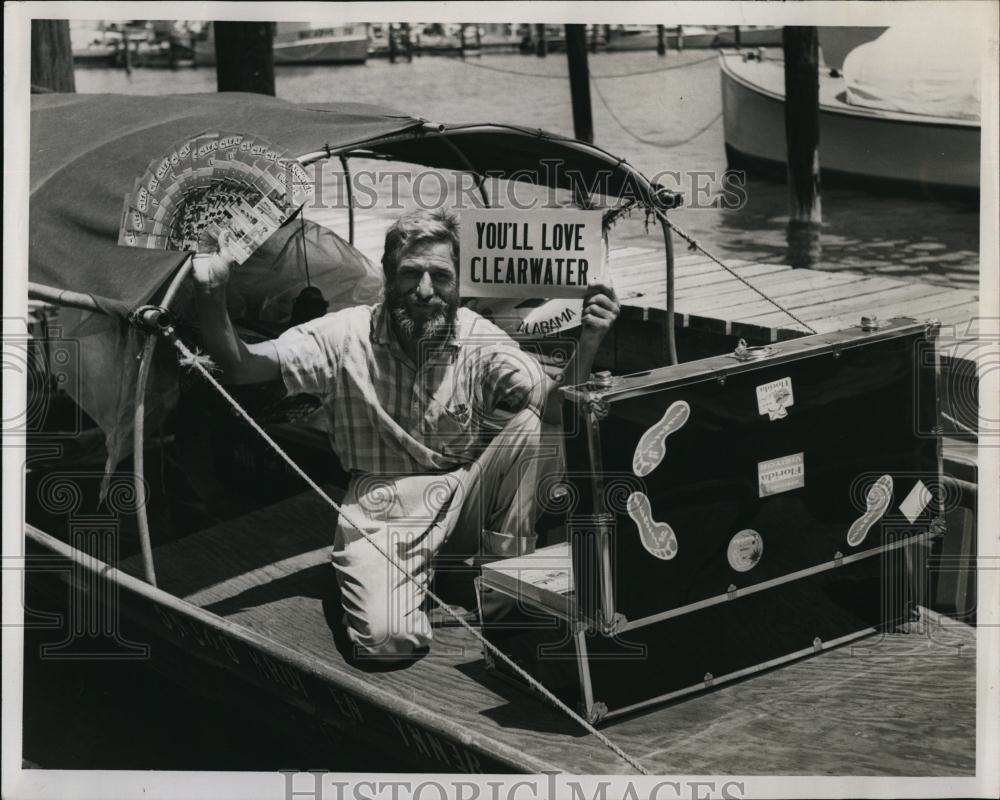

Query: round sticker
[727,530,763,572]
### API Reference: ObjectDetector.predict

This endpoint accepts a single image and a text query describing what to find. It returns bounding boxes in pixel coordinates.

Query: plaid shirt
[273,304,548,474]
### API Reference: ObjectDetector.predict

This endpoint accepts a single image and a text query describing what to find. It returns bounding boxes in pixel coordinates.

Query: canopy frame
[28,113,681,585]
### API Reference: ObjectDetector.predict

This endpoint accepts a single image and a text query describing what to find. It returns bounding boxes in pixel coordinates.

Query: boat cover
[29,92,419,314]
[30,93,405,486]
[28,92,658,494]
[843,26,984,121]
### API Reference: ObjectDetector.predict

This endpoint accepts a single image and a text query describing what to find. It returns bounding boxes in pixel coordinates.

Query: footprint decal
[632,400,690,477]
[847,474,893,547]
[626,491,678,560]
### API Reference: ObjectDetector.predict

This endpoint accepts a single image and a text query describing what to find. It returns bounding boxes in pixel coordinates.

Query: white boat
[194,22,368,67]
[605,25,782,51]
[719,27,982,196]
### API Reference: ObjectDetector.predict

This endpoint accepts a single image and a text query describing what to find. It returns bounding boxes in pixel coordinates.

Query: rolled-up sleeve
[483,344,550,415]
[272,316,340,397]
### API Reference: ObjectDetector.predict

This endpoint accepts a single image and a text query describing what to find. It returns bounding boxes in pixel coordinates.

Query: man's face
[386,240,460,341]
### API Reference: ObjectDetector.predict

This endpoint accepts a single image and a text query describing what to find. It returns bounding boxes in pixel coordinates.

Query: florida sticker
[757,453,805,497]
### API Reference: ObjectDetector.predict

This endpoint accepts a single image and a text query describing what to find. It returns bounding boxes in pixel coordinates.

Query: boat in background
[720,26,982,197]
[194,22,368,67]
[605,25,782,51]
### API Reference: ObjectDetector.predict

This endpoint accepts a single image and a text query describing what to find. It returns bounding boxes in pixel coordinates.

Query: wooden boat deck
[117,489,976,775]
[311,209,979,345]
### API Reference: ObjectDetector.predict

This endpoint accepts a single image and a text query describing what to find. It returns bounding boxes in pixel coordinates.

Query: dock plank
[119,493,976,776]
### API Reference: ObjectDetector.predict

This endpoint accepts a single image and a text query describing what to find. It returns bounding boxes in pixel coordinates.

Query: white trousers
[331,408,563,658]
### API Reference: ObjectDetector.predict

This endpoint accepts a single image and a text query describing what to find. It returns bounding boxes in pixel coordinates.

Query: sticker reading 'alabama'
[757,452,805,497]
[756,376,794,420]
[632,400,690,477]
[626,492,678,560]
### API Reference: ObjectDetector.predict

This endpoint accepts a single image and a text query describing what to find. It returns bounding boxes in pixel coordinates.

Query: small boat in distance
[194,22,369,67]
[720,27,982,197]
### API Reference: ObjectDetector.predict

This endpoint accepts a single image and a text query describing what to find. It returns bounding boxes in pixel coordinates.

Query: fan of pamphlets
[117,131,313,263]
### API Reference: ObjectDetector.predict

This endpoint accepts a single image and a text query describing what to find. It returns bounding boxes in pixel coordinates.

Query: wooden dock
[96,493,976,776]
[312,209,979,347]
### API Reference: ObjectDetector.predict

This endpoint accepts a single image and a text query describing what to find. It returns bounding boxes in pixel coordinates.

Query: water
[23,51,981,772]
[74,51,980,290]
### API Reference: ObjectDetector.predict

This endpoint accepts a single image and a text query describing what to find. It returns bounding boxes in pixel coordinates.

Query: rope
[653,210,819,334]
[449,52,716,81]
[163,330,649,775]
[592,53,718,79]
[590,77,722,148]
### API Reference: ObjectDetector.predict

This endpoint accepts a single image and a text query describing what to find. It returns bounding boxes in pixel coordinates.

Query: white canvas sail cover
[843,25,983,121]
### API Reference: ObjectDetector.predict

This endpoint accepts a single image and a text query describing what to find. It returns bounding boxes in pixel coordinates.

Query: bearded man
[192,208,619,659]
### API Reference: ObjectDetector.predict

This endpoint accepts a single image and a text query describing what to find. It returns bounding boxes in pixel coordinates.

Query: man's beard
[386,284,459,343]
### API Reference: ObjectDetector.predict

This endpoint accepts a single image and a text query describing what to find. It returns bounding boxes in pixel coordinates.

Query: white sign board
[460,209,604,299]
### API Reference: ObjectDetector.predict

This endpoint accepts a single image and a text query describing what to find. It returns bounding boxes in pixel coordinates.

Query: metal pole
[131,255,195,586]
[338,154,355,244]
[28,283,105,314]
[660,219,678,365]
[438,136,490,206]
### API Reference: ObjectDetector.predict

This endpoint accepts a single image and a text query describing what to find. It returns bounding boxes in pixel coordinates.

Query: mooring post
[388,24,397,63]
[401,22,413,62]
[536,24,547,57]
[676,25,684,51]
[656,24,666,56]
[733,26,742,48]
[30,19,76,92]
[565,24,593,143]
[782,26,822,267]
[458,24,466,57]
[214,21,275,94]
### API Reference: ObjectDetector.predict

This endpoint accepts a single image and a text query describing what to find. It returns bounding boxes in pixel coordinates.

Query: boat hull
[23,524,527,774]
[720,52,980,195]
[194,36,368,67]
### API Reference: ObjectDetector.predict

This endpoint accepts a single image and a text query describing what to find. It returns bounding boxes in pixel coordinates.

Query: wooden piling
[388,24,397,64]
[535,24,546,57]
[782,26,822,225]
[564,24,593,143]
[656,25,666,56]
[31,19,76,92]
[214,21,275,95]
[676,26,684,51]
[782,26,822,267]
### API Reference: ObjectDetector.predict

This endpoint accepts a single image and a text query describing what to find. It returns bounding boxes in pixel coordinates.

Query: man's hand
[191,230,237,293]
[581,281,620,339]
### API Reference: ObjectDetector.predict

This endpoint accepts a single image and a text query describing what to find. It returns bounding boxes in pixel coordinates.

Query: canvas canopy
[27,92,666,493]
[30,93,663,315]
[29,92,421,315]
[843,26,984,121]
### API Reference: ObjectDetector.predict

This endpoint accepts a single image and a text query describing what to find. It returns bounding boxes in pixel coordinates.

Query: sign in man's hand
[581,281,620,339]
[191,229,237,293]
